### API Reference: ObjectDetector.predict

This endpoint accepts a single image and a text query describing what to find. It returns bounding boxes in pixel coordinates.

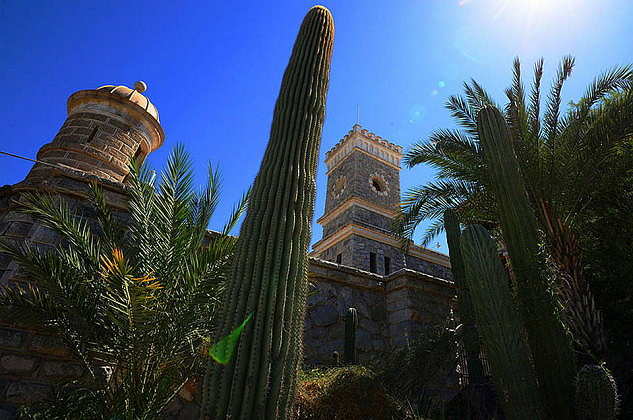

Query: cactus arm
[201,6,334,420]
[461,225,544,420]
[443,209,485,385]
[477,106,576,419]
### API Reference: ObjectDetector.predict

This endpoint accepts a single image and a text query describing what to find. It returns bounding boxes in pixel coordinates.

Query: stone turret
[26,81,164,184]
[0,82,163,415]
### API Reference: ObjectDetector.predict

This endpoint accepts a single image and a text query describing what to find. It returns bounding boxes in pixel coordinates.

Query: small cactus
[333,351,341,366]
[576,364,619,420]
[344,307,358,364]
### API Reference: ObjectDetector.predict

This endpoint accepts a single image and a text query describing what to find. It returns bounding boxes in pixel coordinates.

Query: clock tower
[312,124,405,273]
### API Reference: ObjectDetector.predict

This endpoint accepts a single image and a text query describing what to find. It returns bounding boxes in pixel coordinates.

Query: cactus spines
[460,224,544,420]
[576,364,619,420]
[443,209,484,385]
[201,6,334,420]
[344,307,358,364]
[477,106,576,419]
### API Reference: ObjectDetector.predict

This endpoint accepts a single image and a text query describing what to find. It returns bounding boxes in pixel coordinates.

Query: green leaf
[209,313,253,365]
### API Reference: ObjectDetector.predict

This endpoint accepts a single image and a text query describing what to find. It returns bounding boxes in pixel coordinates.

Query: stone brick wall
[317,236,354,266]
[406,254,453,280]
[0,328,82,419]
[305,258,456,365]
[29,107,151,184]
[346,151,400,211]
[305,259,388,364]
[384,269,456,347]
[349,235,407,274]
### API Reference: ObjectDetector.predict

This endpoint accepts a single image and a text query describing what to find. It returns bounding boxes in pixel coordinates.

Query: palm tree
[396,57,633,360]
[0,145,248,419]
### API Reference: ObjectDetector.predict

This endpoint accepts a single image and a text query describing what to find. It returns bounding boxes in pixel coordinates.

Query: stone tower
[312,124,450,278]
[312,124,403,273]
[0,82,163,413]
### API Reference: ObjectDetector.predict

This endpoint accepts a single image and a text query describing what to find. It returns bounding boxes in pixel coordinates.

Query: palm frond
[543,55,575,141]
[125,159,158,273]
[445,95,478,136]
[559,64,633,134]
[465,79,497,110]
[527,58,544,138]
[88,183,125,251]
[419,218,448,249]
[2,144,237,417]
[16,193,101,262]
[221,187,251,236]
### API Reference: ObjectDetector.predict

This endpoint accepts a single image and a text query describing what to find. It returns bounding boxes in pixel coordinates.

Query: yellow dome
[97,81,159,122]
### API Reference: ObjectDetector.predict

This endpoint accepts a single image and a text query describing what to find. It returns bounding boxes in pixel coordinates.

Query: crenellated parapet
[325,124,403,173]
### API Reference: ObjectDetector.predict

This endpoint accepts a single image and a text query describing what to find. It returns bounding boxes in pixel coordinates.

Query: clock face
[369,173,389,196]
[331,176,347,199]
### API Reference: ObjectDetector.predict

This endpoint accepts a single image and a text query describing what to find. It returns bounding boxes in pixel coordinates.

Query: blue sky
[1,0,632,254]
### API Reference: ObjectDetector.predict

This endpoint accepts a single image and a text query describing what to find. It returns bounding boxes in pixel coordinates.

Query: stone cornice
[311,223,451,268]
[385,268,455,290]
[325,124,403,173]
[308,257,455,296]
[316,196,398,226]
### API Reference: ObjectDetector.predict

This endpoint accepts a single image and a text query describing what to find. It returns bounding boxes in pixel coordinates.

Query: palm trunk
[537,199,606,360]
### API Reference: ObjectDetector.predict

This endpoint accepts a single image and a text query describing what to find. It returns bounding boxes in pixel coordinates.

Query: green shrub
[294,366,405,420]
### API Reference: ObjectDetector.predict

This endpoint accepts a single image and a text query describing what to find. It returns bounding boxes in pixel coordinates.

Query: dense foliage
[396,57,633,415]
[0,146,247,419]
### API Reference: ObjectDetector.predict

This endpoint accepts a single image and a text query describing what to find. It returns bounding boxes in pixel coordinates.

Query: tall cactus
[200,6,334,420]
[460,224,544,420]
[576,364,619,420]
[476,106,576,419]
[344,307,358,364]
[443,209,484,385]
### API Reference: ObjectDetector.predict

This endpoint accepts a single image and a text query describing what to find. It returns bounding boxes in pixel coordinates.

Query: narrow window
[131,146,145,165]
[336,253,342,264]
[369,252,377,273]
[384,256,391,275]
[87,126,99,142]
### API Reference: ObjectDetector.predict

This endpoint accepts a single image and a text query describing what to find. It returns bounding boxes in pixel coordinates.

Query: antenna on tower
[356,104,360,125]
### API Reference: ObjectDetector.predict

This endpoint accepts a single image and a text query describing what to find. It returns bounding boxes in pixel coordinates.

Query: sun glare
[492,0,580,21]
[454,0,589,62]
[525,0,549,11]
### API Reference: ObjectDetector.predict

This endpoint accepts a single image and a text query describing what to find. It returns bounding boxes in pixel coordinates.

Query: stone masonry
[304,258,455,364]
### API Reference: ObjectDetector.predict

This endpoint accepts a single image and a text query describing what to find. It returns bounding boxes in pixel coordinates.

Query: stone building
[0,83,455,416]
[304,124,455,364]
